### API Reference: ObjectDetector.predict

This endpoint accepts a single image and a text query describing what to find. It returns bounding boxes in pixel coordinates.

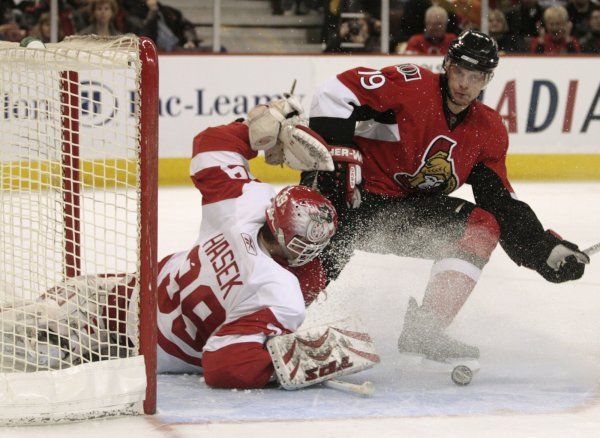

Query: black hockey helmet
[445,30,499,73]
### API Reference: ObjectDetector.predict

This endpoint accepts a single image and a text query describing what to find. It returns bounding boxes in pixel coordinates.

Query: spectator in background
[29,11,62,42]
[18,0,76,38]
[566,0,599,38]
[70,0,98,34]
[0,0,26,41]
[1,0,18,24]
[324,12,378,52]
[438,0,480,29]
[403,5,457,54]
[0,21,24,41]
[580,7,600,52]
[388,0,406,53]
[78,0,120,37]
[122,0,200,52]
[397,0,462,44]
[489,8,527,52]
[321,0,365,51]
[505,0,545,46]
[531,5,581,52]
[397,0,431,42]
[358,0,382,43]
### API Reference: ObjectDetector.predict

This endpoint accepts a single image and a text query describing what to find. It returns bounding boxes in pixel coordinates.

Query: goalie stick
[322,379,374,397]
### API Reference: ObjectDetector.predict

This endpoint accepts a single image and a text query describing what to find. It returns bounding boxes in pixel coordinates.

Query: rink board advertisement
[153,54,600,183]
[157,55,600,155]
[3,54,598,183]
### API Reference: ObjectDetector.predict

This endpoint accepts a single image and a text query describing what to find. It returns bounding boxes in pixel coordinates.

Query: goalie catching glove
[247,96,334,172]
[247,96,303,151]
[266,316,379,390]
[0,275,135,372]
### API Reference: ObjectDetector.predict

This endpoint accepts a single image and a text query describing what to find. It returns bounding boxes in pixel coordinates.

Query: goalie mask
[266,186,337,267]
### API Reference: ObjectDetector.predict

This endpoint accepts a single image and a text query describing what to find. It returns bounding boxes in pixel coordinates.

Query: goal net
[0,35,158,424]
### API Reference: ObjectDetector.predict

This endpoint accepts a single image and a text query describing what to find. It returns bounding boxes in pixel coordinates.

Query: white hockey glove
[42,275,136,361]
[248,96,334,171]
[279,120,334,172]
[0,275,135,372]
[266,316,379,390]
[247,95,304,152]
[1,302,68,371]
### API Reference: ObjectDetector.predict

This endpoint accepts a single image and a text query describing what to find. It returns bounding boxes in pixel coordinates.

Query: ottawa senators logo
[396,63,422,81]
[393,135,459,194]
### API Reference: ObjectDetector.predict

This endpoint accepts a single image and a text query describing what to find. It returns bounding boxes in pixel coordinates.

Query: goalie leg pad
[267,316,380,390]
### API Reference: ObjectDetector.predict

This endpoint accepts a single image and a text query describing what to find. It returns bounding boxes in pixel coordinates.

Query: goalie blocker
[267,316,380,390]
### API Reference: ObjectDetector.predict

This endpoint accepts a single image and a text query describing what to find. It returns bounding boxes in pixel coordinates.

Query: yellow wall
[3,155,599,190]
[505,155,600,181]
[159,154,600,186]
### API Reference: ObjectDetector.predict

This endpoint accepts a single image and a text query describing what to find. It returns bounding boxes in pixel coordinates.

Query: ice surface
[4,182,600,437]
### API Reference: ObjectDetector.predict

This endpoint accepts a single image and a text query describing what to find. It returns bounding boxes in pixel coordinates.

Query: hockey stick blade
[583,242,600,257]
[322,379,374,397]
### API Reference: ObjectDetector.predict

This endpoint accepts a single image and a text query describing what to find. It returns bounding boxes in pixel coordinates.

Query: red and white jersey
[310,63,514,198]
[156,122,318,372]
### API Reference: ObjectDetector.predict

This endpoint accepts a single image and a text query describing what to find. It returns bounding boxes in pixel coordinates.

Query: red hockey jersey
[310,63,513,198]
[308,63,562,272]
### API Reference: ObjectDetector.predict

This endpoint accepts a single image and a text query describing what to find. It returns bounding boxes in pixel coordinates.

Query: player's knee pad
[202,342,274,389]
[456,207,500,264]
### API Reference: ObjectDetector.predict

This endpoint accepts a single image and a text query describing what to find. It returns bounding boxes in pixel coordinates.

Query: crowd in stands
[318,0,600,54]
[0,0,211,52]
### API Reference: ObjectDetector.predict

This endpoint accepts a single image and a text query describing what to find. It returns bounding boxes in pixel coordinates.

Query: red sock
[422,269,476,328]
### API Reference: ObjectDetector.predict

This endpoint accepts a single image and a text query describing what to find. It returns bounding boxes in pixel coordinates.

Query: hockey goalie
[0,98,379,390]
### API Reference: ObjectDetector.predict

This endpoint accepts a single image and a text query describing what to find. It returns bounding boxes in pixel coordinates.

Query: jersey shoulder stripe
[192,122,257,161]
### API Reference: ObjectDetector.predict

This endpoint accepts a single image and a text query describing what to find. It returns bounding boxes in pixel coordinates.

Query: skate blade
[398,353,480,374]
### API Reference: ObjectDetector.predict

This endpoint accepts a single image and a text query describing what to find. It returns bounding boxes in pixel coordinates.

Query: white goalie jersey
[155,121,310,372]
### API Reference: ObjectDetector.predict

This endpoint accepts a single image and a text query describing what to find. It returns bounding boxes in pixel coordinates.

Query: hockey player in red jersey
[301,30,590,363]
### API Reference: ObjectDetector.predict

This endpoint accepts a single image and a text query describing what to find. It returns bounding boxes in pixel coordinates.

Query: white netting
[0,35,152,423]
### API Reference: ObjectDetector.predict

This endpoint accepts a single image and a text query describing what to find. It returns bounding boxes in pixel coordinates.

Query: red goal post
[0,35,158,423]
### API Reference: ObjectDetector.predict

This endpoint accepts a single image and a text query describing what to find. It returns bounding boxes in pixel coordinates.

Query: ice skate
[397,297,480,385]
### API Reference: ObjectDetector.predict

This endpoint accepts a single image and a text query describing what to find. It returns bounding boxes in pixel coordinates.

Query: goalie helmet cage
[0,35,158,424]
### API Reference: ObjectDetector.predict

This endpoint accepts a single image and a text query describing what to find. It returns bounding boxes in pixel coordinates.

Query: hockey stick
[583,242,600,257]
[322,379,374,397]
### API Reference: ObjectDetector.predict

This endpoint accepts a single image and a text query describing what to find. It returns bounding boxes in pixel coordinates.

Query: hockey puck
[451,365,473,386]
